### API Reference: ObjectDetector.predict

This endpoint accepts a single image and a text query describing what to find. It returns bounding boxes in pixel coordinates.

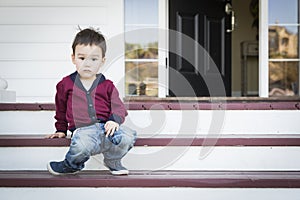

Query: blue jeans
[63,123,137,171]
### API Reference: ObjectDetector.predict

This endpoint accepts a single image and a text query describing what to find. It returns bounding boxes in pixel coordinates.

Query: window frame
[264,0,300,97]
[124,0,168,98]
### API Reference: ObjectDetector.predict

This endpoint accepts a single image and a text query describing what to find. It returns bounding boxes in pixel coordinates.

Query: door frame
[158,0,168,97]
[160,0,232,97]
[259,0,269,97]
[159,0,270,98]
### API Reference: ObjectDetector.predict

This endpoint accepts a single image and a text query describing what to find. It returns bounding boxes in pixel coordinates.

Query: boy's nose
[82,59,92,67]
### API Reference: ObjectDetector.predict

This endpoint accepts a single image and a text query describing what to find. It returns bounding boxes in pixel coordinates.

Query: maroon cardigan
[54,72,127,133]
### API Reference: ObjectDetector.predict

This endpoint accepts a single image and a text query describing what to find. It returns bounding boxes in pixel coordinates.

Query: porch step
[1,136,300,198]
[1,102,300,135]
[1,170,300,188]
[1,100,300,111]
[1,134,300,171]
[1,102,299,198]
[1,134,300,147]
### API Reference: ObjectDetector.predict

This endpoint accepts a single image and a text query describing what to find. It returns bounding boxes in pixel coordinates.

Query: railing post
[0,77,16,102]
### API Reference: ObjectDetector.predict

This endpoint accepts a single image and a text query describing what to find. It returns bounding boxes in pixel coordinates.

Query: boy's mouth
[82,69,92,72]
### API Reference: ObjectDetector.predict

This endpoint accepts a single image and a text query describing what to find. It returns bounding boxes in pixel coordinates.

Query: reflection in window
[125,0,158,96]
[125,62,158,96]
[125,42,158,59]
[268,26,298,59]
[269,62,298,96]
[268,0,299,96]
[281,38,288,46]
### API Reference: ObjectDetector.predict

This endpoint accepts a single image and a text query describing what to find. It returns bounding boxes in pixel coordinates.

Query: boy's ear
[102,57,106,64]
[71,54,75,64]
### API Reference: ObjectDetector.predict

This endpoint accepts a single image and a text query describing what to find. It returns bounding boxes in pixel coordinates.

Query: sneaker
[47,161,78,176]
[104,159,129,175]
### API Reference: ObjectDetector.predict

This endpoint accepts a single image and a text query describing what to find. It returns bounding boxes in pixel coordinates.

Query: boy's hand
[104,121,119,137]
[46,132,66,139]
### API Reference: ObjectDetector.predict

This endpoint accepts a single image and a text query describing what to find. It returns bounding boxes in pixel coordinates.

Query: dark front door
[169,0,232,97]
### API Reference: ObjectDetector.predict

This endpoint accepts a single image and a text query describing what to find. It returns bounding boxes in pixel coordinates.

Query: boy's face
[72,44,105,80]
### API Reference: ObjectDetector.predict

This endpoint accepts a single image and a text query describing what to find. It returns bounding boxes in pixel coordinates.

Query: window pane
[125,0,159,97]
[269,25,298,59]
[125,41,158,59]
[125,0,158,25]
[125,0,158,59]
[269,61,299,96]
[269,0,298,24]
[125,62,158,96]
[125,25,158,47]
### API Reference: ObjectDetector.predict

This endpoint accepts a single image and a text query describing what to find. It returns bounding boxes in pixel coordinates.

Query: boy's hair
[72,28,106,57]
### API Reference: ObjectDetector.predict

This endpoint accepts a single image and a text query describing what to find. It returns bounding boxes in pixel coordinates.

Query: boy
[47,28,136,176]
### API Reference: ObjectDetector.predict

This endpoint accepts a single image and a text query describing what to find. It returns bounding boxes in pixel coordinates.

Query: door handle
[225,3,235,33]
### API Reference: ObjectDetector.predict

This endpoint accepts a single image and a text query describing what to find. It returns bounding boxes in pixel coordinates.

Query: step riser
[1,146,300,171]
[1,188,300,200]
[1,110,300,134]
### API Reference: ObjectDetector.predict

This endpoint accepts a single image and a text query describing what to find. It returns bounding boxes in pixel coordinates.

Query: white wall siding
[1,61,74,79]
[0,44,70,61]
[0,0,108,7]
[0,0,124,102]
[0,7,107,25]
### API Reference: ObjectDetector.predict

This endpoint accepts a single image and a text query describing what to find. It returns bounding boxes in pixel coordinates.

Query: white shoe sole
[110,169,129,175]
[104,163,129,175]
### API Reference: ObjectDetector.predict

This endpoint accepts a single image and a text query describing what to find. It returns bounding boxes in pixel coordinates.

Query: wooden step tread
[1,134,300,147]
[1,100,299,111]
[1,170,300,188]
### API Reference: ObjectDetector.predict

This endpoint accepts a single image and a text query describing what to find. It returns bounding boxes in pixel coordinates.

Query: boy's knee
[119,125,137,138]
[118,127,136,149]
[70,136,99,156]
[70,140,88,155]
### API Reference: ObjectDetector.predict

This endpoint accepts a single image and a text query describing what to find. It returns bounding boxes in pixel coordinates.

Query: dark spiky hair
[72,27,106,57]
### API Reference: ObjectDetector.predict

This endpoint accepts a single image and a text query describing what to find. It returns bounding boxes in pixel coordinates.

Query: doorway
[168,0,232,97]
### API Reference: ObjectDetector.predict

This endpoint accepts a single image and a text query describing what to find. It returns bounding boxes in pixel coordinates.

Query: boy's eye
[92,58,98,61]
[79,57,85,60]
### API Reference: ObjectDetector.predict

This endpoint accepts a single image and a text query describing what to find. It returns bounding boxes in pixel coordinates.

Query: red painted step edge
[1,170,300,188]
[1,101,299,111]
[1,135,300,147]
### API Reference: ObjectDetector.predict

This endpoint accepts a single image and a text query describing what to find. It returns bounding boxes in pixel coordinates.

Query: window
[124,0,159,96]
[268,0,299,96]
